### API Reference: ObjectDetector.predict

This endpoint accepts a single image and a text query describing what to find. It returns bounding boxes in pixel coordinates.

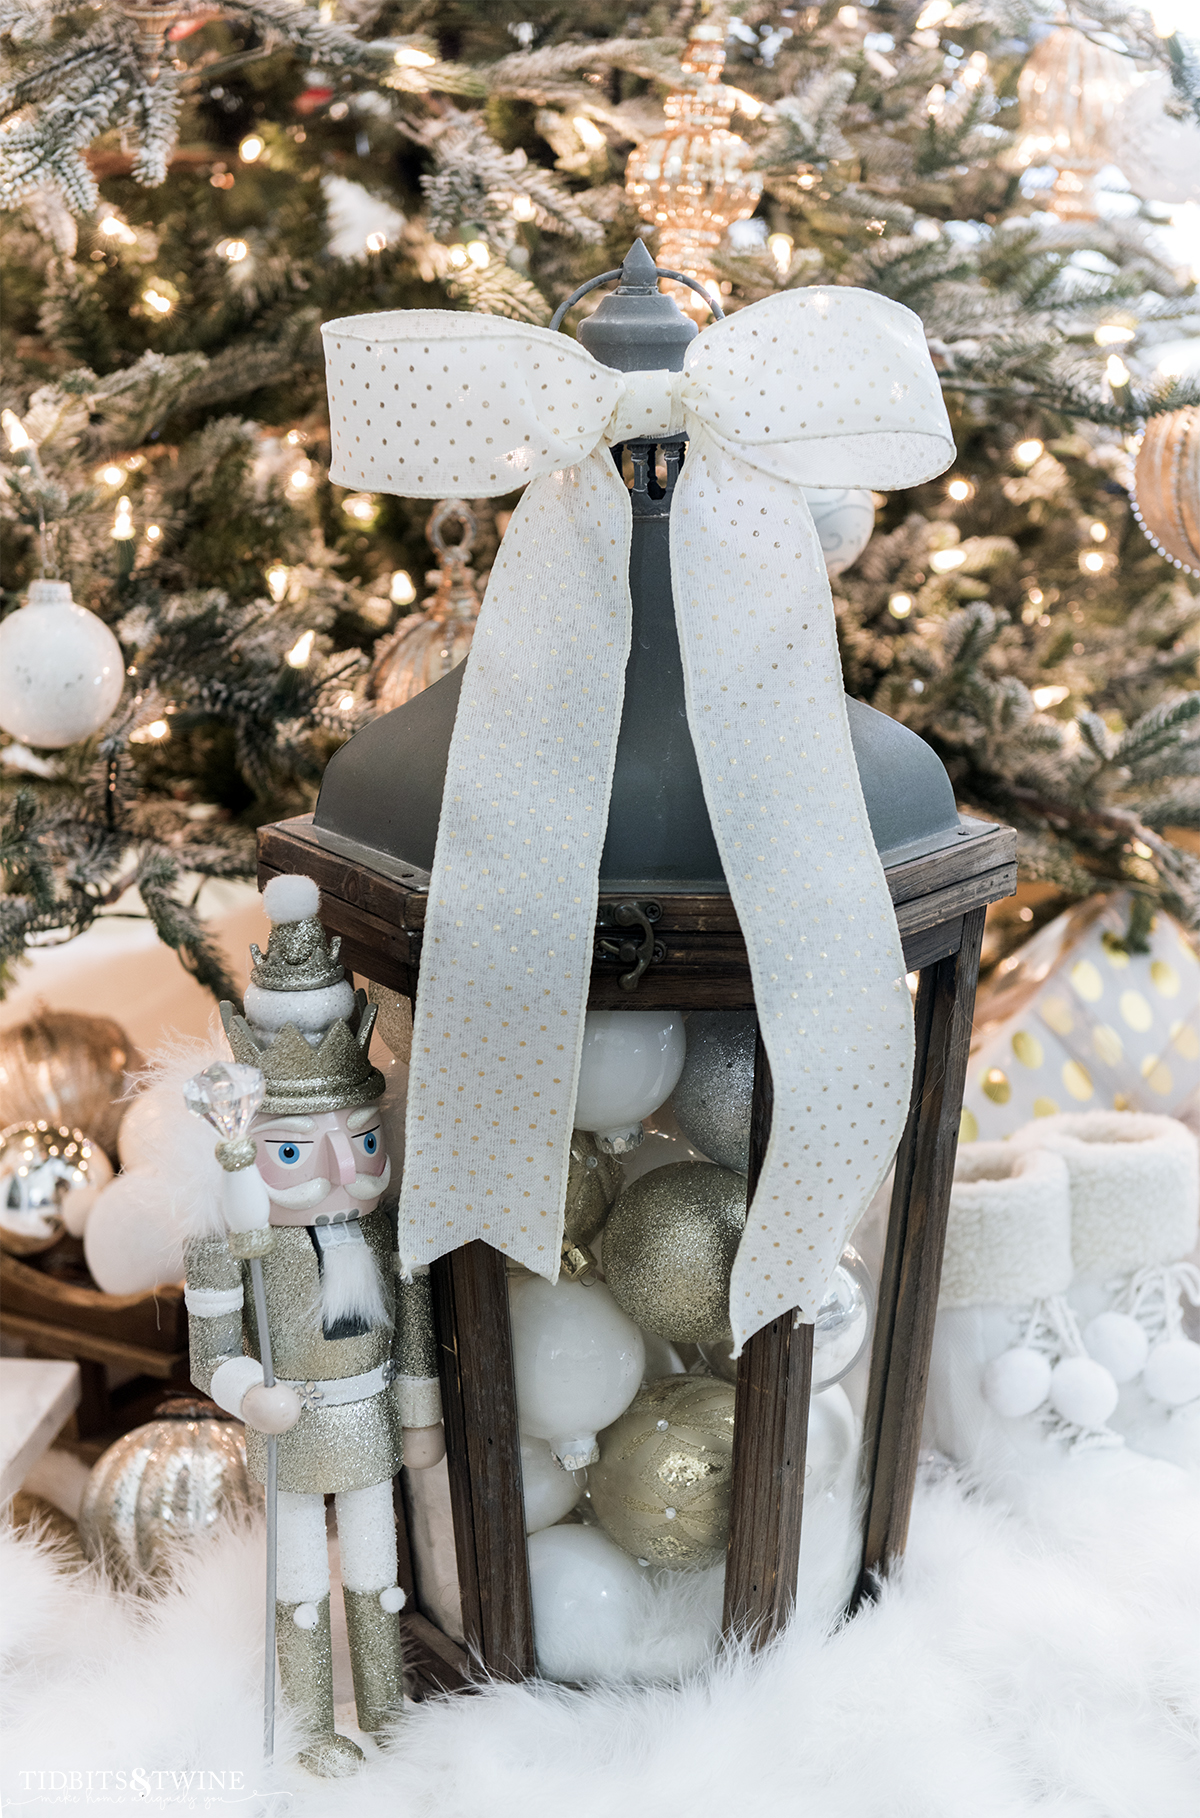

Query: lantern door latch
[594,900,664,992]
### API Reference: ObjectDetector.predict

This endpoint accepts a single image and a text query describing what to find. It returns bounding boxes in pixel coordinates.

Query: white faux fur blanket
[4,1456,1200,1818]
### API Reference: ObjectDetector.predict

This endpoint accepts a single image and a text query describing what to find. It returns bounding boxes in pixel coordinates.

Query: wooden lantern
[256,253,1016,1692]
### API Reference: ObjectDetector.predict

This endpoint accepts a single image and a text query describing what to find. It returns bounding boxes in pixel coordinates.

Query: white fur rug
[4,1457,1200,1817]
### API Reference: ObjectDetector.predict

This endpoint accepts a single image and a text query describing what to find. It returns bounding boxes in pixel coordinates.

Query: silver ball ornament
[669,1012,755,1173]
[589,1376,736,1569]
[0,1121,112,1255]
[602,1161,746,1344]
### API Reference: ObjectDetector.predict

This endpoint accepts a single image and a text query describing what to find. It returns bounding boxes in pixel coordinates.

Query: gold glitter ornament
[561,1130,623,1279]
[624,20,762,317]
[78,1396,258,1582]
[589,1375,735,1569]
[601,1160,746,1343]
[369,500,483,711]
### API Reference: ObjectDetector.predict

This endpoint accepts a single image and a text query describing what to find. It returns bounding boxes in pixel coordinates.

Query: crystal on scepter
[184,1062,274,1259]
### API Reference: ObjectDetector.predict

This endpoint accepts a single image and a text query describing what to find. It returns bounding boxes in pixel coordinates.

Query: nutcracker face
[252,1104,389,1226]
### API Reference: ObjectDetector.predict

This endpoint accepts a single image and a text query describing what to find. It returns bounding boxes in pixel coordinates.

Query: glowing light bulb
[96,465,125,486]
[1106,354,1131,387]
[142,286,173,316]
[2,409,31,452]
[1013,438,1044,467]
[1032,685,1070,709]
[448,243,469,268]
[98,213,137,245]
[266,565,290,603]
[393,45,436,67]
[915,0,952,25]
[146,719,169,740]
[947,477,974,502]
[837,5,858,23]
[337,693,356,712]
[145,524,161,542]
[111,497,135,540]
[288,466,313,492]
[512,195,535,222]
[1028,587,1044,605]
[1094,324,1134,346]
[926,84,947,115]
[1080,550,1106,573]
[930,547,966,572]
[239,135,265,163]
[767,232,794,275]
[465,239,490,268]
[962,53,989,88]
[1090,522,1108,542]
[341,492,376,522]
[286,629,316,667]
[888,593,913,618]
[365,232,387,253]
[390,570,416,605]
[572,116,606,152]
[219,239,249,262]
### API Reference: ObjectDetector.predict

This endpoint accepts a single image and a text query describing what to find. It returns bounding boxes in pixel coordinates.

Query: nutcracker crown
[220,993,386,1117]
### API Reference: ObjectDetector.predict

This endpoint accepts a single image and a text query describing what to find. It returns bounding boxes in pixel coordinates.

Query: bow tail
[671,425,915,1349]
[397,451,635,1279]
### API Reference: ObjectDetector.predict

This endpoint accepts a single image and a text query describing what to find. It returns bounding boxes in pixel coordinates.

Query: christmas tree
[3,1,1199,998]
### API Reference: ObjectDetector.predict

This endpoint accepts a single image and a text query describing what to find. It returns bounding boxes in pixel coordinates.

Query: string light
[888,593,913,618]
[1032,685,1070,709]
[930,547,967,572]
[286,629,316,667]
[465,239,490,268]
[961,53,989,88]
[2,409,31,452]
[111,497,135,540]
[1094,324,1135,346]
[266,565,290,602]
[512,195,535,221]
[337,693,356,712]
[365,232,388,253]
[448,244,469,268]
[915,0,953,25]
[145,524,162,542]
[837,6,858,23]
[572,116,607,152]
[341,493,376,523]
[926,84,947,115]
[98,213,137,245]
[1090,521,1108,541]
[96,464,125,485]
[1013,438,1044,466]
[1080,550,1106,573]
[947,477,975,501]
[390,570,417,605]
[1106,354,1131,387]
[141,286,173,316]
[217,239,249,262]
[130,717,171,743]
[239,135,265,162]
[767,232,794,274]
[394,46,436,67]
[1028,587,1044,605]
[288,465,314,493]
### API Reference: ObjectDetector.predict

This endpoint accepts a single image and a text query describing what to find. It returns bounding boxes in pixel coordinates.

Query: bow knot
[607,368,690,445]
[322,286,955,1350]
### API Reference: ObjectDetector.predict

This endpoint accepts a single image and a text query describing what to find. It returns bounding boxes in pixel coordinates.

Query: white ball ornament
[1142,1338,1200,1409]
[83,1172,186,1295]
[573,1011,686,1154]
[0,580,124,748]
[520,1436,584,1533]
[1083,1311,1150,1385]
[982,1346,1053,1419]
[801,487,876,577]
[526,1525,643,1682]
[509,1274,645,1469]
[1047,1356,1119,1429]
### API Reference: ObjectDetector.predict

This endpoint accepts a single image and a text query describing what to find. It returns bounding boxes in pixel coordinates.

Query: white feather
[261,874,321,924]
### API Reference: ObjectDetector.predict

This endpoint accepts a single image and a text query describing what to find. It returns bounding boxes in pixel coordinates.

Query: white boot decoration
[1117,1262,1200,1409]
[982,1298,1122,1450]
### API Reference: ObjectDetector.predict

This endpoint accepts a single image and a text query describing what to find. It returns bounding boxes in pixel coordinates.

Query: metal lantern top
[311,242,985,893]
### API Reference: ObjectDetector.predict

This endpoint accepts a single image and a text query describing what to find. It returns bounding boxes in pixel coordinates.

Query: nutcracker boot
[335,1481,406,1739]
[1015,1112,1200,1468]
[276,1491,364,1775]
[924,1143,1136,1500]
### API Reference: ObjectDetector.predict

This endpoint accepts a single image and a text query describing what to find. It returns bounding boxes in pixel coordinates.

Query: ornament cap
[27,579,73,608]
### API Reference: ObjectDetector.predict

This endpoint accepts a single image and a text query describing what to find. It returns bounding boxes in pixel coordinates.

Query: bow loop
[606,369,690,446]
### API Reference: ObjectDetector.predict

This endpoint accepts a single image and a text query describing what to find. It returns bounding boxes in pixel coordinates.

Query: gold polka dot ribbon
[322,288,955,1349]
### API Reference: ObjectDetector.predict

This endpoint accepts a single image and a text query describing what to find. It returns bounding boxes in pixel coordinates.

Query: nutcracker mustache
[264,1157,391,1210]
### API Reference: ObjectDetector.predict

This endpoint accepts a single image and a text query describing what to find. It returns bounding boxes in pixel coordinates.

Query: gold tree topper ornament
[624,17,762,317]
[368,500,483,711]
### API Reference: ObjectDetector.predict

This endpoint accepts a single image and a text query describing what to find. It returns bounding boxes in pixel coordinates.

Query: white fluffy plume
[261,874,321,924]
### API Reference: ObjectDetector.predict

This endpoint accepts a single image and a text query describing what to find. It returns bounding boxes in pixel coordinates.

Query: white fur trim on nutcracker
[334,1480,399,1594]
[940,1145,1073,1309]
[395,1373,443,1431]
[209,1355,265,1420]
[324,290,956,1350]
[184,1284,245,1318]
[276,1490,331,1604]
[244,978,357,1041]
[379,1586,407,1613]
[261,875,321,924]
[1013,1112,1199,1279]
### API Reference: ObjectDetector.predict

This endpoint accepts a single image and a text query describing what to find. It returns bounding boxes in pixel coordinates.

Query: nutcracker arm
[185,1236,246,1398]
[393,1260,445,1466]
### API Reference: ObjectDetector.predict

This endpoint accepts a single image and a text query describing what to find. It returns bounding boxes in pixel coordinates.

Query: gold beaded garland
[1132,407,1200,576]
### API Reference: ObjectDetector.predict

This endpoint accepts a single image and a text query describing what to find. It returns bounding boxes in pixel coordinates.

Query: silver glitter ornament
[669,1012,755,1173]
[589,1376,736,1569]
[601,1161,746,1343]
[78,1397,259,1582]
[0,1121,111,1256]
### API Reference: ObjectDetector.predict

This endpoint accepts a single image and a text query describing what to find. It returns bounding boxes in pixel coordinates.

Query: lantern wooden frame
[256,811,1015,1694]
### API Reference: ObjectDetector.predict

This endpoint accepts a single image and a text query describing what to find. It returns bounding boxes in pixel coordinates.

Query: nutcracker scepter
[185,1060,295,1763]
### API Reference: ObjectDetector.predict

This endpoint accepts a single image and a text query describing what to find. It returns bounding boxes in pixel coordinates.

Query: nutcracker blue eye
[276,1143,302,1165]
[362,1131,378,1155]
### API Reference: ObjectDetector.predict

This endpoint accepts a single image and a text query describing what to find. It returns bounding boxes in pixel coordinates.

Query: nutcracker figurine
[184,875,443,1775]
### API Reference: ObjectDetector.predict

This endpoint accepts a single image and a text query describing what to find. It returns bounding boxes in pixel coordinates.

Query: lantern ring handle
[549,266,725,333]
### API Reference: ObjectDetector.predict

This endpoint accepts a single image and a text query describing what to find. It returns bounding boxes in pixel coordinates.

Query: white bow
[323,286,955,1350]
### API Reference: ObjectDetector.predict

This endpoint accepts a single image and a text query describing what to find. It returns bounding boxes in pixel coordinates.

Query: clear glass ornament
[811,1245,875,1391]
